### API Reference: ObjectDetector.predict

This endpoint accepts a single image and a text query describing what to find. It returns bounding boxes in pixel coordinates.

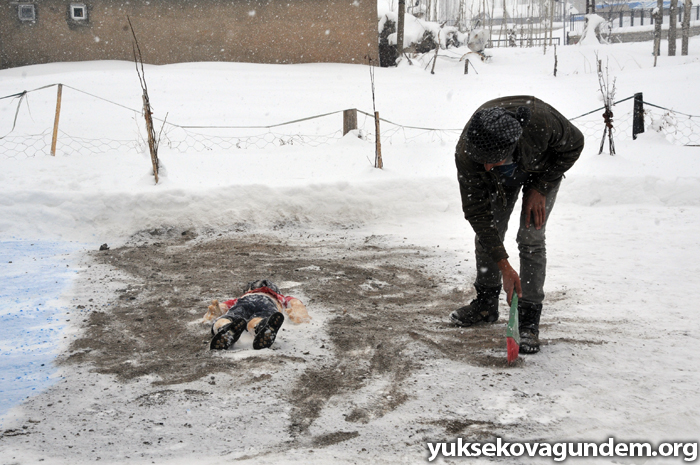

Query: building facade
[1,0,379,68]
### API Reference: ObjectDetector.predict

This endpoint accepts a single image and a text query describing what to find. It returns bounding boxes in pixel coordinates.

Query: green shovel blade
[506,294,520,345]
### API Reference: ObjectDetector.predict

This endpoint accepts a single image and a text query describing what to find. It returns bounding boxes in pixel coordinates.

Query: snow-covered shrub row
[377,4,467,66]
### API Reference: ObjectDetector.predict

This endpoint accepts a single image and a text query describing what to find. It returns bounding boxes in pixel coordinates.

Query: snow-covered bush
[648,111,678,133]
[377,9,467,66]
[378,16,398,66]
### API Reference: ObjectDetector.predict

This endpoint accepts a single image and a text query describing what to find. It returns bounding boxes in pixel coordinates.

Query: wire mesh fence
[1,84,698,160]
[0,84,466,159]
[158,110,464,153]
[162,127,345,153]
[0,131,51,160]
[0,132,141,160]
[572,98,700,147]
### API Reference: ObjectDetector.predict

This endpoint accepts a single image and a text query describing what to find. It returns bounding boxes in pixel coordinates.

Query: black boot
[450,284,501,327]
[210,316,247,350]
[253,312,285,350]
[518,301,542,354]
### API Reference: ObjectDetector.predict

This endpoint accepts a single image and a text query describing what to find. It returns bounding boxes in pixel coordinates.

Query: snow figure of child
[203,279,310,350]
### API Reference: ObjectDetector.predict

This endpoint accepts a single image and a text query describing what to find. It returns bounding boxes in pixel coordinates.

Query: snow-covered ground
[1,38,699,464]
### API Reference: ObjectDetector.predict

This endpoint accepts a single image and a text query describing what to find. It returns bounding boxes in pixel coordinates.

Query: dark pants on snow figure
[221,294,280,325]
[474,165,560,305]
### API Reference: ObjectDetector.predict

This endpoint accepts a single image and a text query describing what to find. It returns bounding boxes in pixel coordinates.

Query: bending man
[452,96,584,354]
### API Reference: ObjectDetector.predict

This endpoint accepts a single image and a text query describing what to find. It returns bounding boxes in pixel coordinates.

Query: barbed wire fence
[1,84,699,161]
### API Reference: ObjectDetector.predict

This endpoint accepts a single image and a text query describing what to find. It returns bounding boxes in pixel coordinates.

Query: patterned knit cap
[245,279,280,294]
[465,106,530,164]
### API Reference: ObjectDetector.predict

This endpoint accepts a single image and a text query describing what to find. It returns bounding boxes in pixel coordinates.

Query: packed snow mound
[578,14,611,45]
[468,27,489,53]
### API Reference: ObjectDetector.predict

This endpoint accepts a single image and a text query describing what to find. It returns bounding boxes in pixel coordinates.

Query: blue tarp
[0,240,79,423]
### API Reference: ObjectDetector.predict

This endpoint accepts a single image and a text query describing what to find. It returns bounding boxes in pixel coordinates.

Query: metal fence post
[633,92,645,140]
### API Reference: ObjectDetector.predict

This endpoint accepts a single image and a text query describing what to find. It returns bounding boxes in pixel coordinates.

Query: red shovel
[506,294,520,364]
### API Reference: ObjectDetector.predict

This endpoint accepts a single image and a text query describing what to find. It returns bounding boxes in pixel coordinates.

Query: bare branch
[596,53,617,155]
[128,16,161,183]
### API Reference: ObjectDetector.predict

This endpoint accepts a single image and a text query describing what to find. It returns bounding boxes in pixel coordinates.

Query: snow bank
[2,135,699,247]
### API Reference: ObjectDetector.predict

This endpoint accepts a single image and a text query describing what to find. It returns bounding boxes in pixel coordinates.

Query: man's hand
[523,189,546,230]
[497,259,522,305]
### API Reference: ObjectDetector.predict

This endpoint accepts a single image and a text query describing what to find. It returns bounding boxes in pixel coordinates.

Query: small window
[18,4,36,21]
[70,3,87,20]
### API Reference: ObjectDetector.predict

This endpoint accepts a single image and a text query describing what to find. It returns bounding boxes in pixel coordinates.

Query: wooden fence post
[50,84,63,156]
[430,42,439,74]
[374,111,383,169]
[343,109,358,135]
